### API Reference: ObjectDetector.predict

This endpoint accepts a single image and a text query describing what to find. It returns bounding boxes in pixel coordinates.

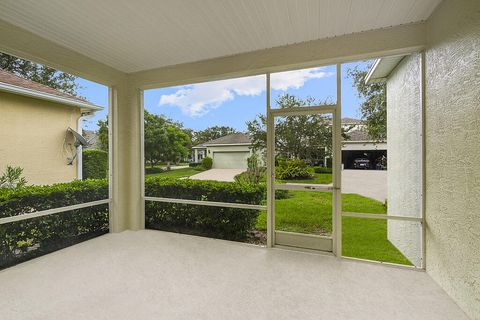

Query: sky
[78,61,371,132]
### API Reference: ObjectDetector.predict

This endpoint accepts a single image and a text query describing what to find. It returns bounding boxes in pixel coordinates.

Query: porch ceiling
[0,0,441,73]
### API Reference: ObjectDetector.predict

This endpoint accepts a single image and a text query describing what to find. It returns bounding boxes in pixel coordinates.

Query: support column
[110,79,144,232]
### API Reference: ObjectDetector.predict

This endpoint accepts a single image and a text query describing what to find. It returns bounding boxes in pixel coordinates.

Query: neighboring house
[192,133,253,169]
[192,119,387,170]
[0,69,102,185]
[366,54,423,266]
[342,126,387,170]
[82,130,100,150]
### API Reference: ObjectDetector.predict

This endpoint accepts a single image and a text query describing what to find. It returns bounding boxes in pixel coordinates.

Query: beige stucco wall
[0,91,80,185]
[386,53,423,267]
[425,0,480,319]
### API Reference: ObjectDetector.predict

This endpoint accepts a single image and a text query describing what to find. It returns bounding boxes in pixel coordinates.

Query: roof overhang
[203,143,252,147]
[0,81,103,113]
[365,54,410,84]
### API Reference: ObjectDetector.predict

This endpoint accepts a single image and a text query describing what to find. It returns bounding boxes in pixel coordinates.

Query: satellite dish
[67,127,89,147]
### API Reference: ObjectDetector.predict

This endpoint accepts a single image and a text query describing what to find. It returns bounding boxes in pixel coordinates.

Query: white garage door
[213,152,250,169]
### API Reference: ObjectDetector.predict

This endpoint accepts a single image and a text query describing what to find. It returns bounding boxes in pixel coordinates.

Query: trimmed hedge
[314,166,332,174]
[0,179,109,269]
[145,176,264,241]
[276,159,314,180]
[145,167,164,175]
[82,149,108,179]
[188,162,202,167]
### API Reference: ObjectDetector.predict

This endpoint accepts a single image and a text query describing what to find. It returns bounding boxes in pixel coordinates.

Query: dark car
[353,158,370,169]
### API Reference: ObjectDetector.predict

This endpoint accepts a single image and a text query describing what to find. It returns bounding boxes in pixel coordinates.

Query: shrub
[201,156,213,170]
[0,179,109,269]
[0,165,27,189]
[82,149,108,179]
[145,177,263,241]
[145,167,164,175]
[276,159,314,180]
[188,162,202,167]
[314,166,332,174]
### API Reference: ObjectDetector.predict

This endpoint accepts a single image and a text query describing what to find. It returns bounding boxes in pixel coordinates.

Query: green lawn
[146,167,201,179]
[278,173,332,184]
[256,191,411,265]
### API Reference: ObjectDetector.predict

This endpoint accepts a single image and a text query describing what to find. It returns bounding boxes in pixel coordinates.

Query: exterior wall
[425,1,480,319]
[0,91,80,185]
[342,141,387,151]
[205,145,252,156]
[386,53,423,267]
[206,145,252,169]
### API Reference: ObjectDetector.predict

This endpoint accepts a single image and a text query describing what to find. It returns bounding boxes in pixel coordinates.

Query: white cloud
[158,67,332,117]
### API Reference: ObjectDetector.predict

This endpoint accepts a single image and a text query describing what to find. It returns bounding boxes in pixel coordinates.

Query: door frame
[265,64,342,256]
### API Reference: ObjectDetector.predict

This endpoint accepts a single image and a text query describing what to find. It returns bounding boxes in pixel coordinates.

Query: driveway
[190,168,387,202]
[341,169,387,202]
[190,169,246,182]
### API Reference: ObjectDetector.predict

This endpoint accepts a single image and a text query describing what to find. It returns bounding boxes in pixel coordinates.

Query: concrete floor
[342,169,387,202]
[0,230,469,320]
[190,168,246,182]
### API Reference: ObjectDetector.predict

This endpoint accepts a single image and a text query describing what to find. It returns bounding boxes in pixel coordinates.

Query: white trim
[108,87,114,233]
[203,143,252,147]
[342,211,422,222]
[0,82,103,112]
[333,64,342,257]
[145,197,266,211]
[420,51,427,269]
[76,116,83,180]
[266,73,275,248]
[341,256,423,271]
[0,199,110,225]
[275,231,333,251]
[139,89,146,229]
[364,59,382,84]
[270,105,336,117]
[274,183,333,192]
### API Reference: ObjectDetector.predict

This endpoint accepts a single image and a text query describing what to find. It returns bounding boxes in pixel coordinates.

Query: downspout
[76,112,91,180]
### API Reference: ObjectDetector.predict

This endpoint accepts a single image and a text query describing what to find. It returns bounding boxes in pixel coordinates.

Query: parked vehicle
[353,158,370,169]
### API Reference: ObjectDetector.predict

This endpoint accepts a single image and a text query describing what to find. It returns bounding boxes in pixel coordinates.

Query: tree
[246,94,335,164]
[0,53,80,96]
[144,110,191,169]
[0,165,27,189]
[347,64,387,141]
[193,126,238,145]
[97,119,109,152]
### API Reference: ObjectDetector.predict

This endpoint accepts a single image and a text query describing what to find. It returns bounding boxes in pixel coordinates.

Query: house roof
[82,130,99,149]
[194,133,252,148]
[365,54,409,84]
[342,117,363,125]
[345,130,370,142]
[0,68,102,112]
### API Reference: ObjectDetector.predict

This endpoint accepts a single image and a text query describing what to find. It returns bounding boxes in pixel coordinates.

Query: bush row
[0,179,109,269]
[1,176,272,268]
[314,166,332,174]
[145,176,264,240]
[82,149,108,179]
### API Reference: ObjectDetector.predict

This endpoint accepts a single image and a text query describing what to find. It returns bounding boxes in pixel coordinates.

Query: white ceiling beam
[0,19,125,86]
[129,22,426,90]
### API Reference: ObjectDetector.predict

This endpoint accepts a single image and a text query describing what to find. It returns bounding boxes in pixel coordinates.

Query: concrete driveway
[342,169,387,202]
[190,168,387,202]
[190,169,246,182]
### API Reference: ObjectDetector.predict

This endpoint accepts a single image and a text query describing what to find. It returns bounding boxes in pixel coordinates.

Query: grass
[278,173,332,184]
[146,167,202,179]
[256,191,411,265]
[145,169,410,265]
